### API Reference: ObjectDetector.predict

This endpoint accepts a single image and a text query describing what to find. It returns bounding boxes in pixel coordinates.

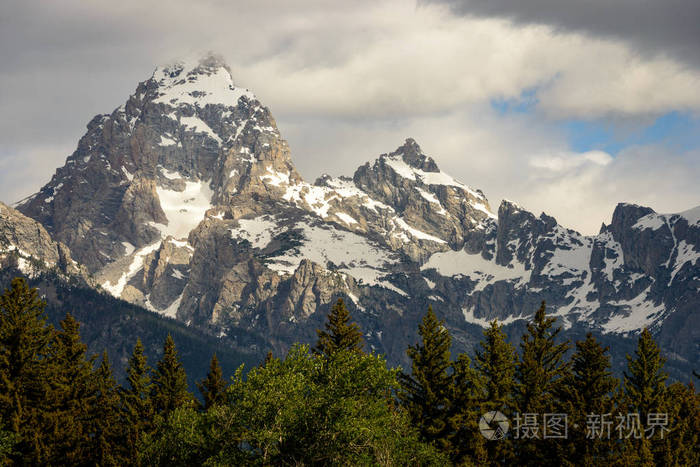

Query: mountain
[9,54,700,379]
[1,200,260,386]
[1,201,87,280]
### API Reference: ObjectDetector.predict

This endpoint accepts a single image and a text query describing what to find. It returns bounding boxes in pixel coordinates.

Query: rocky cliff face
[0,202,86,279]
[9,54,699,373]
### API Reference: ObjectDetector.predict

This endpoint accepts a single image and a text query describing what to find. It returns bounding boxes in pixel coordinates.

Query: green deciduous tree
[142,345,446,465]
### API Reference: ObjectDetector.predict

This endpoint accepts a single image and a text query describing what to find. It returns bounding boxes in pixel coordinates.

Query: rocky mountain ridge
[7,55,699,372]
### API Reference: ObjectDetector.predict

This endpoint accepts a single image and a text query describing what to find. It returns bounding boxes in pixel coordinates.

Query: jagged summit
[15,52,298,273]
[356,138,490,210]
[385,138,439,172]
[8,55,698,373]
[149,53,255,108]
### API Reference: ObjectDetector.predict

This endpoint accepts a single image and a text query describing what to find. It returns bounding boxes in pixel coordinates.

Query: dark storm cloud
[426,0,700,68]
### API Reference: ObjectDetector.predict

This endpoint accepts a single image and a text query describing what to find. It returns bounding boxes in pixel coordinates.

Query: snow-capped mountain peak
[9,55,698,375]
[150,54,255,108]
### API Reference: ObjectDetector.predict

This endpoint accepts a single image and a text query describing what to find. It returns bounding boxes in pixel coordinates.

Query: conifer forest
[1,277,697,466]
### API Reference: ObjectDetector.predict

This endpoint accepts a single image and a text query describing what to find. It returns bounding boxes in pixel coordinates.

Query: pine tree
[448,353,486,465]
[91,352,127,466]
[122,338,153,463]
[399,306,453,451]
[0,277,55,464]
[560,333,618,466]
[47,313,98,465]
[623,328,668,465]
[473,320,517,465]
[264,350,274,366]
[514,301,571,466]
[314,298,364,356]
[151,334,194,418]
[659,381,700,466]
[197,353,228,410]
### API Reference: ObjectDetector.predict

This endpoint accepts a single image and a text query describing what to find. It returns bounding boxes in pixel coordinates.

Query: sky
[1,0,699,235]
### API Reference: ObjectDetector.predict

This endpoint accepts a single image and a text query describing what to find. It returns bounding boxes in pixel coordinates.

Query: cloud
[425,0,700,70]
[530,151,612,172]
[238,6,700,119]
[0,0,698,235]
[280,107,699,235]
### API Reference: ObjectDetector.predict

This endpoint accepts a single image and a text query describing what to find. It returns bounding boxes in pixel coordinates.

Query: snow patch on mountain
[180,116,222,143]
[384,154,483,199]
[230,216,277,249]
[633,213,666,231]
[151,180,213,240]
[102,242,161,297]
[265,221,397,288]
[670,240,700,283]
[677,206,700,225]
[152,57,254,108]
[462,306,528,327]
[392,217,446,244]
[422,248,530,291]
[602,288,666,333]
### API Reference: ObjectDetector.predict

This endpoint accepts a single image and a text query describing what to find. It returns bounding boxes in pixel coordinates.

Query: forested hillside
[1,278,697,465]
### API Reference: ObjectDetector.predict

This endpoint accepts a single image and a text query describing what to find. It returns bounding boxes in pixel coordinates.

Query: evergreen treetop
[474,320,517,465]
[514,301,571,466]
[399,306,453,450]
[474,319,517,412]
[560,333,619,465]
[624,327,668,422]
[516,301,571,414]
[314,297,364,356]
[0,278,55,464]
[197,353,227,410]
[151,334,194,418]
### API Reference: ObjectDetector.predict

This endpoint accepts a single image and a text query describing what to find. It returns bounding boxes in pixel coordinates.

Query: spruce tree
[197,353,228,410]
[399,306,453,451]
[122,338,153,463]
[660,382,700,466]
[263,350,274,366]
[0,277,55,464]
[623,328,668,465]
[314,298,364,356]
[448,353,486,465]
[92,352,127,466]
[514,301,571,466]
[474,320,517,465]
[47,313,97,465]
[151,334,194,418]
[560,333,618,465]
[624,328,667,425]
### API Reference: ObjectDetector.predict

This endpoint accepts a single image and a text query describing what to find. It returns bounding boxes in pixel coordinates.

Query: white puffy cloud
[280,107,699,235]
[0,0,698,234]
